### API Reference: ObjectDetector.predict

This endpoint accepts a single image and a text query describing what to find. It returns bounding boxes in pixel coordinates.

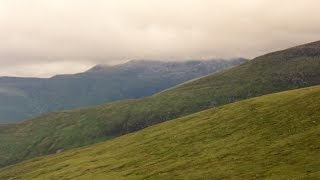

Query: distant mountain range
[0,59,245,123]
[0,41,319,168]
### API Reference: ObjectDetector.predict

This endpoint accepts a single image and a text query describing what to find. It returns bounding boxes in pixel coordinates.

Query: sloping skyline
[1,0,320,77]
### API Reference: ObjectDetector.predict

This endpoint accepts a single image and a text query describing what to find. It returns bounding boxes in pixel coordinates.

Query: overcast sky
[0,0,320,77]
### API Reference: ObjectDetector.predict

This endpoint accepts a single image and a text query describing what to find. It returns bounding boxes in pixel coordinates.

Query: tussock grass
[1,86,319,179]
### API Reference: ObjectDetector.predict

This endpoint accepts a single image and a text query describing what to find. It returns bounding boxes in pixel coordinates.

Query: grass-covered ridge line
[1,86,319,179]
[0,40,320,167]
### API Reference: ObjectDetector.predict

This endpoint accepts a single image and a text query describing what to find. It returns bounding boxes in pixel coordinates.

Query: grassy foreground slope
[1,41,320,167]
[1,86,319,179]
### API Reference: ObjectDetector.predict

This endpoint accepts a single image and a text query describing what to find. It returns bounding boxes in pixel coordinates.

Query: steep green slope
[0,41,320,167]
[1,86,319,179]
[0,59,244,123]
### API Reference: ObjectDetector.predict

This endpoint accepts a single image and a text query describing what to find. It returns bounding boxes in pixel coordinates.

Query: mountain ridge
[0,58,245,123]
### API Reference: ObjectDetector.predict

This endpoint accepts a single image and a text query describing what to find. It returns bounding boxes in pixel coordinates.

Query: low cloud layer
[1,0,320,77]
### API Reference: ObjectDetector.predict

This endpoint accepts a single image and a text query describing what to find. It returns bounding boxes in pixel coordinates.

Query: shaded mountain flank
[0,59,245,123]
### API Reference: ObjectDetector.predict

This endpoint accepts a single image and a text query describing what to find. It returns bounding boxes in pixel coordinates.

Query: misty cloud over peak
[0,0,320,77]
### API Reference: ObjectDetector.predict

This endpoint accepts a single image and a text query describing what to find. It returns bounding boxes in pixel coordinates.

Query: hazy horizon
[0,58,246,78]
[1,0,320,77]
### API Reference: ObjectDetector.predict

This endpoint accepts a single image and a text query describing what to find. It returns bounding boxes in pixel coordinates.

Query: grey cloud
[0,0,320,77]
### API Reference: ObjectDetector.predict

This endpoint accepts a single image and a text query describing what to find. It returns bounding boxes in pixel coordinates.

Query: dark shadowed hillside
[0,59,245,123]
[0,41,320,168]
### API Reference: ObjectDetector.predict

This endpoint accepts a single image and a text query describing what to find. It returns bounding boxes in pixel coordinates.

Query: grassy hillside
[0,59,244,123]
[0,41,320,167]
[1,86,319,179]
